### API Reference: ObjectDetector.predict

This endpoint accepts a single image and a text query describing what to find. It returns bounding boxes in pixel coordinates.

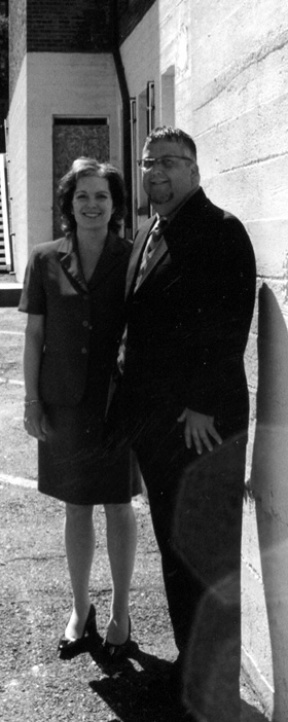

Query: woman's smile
[72,176,114,233]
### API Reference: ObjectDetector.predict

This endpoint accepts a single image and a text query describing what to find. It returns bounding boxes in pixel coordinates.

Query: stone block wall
[120,0,288,718]
[191,3,288,716]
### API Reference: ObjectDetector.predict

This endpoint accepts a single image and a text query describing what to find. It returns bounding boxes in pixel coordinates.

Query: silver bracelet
[24,399,40,407]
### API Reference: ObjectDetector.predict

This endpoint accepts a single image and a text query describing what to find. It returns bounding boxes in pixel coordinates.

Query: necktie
[134,217,168,292]
[118,217,168,370]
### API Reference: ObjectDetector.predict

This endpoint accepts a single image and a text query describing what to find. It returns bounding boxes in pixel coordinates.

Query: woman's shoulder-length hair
[57,156,127,235]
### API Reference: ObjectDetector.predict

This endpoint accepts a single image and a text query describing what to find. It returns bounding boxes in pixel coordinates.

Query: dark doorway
[53,117,109,237]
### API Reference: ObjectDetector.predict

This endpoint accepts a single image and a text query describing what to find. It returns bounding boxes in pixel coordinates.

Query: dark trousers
[129,402,246,720]
[135,439,205,651]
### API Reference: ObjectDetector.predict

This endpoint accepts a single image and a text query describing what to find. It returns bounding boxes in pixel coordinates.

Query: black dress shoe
[58,603,97,658]
[102,616,131,660]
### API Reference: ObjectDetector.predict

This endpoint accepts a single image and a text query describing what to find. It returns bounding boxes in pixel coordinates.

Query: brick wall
[9,0,114,99]
[8,0,157,99]
[26,0,112,52]
[118,0,156,43]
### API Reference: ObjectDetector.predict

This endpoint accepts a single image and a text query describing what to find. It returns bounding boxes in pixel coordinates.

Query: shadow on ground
[58,633,269,722]
[1,308,270,722]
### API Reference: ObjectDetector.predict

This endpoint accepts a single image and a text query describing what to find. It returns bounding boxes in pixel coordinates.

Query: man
[117,127,256,719]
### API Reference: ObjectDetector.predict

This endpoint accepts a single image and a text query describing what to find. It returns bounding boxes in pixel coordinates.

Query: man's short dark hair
[143,126,197,159]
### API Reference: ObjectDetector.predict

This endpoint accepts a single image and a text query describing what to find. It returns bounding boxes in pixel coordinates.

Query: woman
[19,157,140,659]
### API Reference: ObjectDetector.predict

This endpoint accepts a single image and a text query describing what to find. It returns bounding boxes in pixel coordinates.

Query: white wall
[120,0,192,145]
[7,57,28,282]
[120,0,288,718]
[9,52,122,282]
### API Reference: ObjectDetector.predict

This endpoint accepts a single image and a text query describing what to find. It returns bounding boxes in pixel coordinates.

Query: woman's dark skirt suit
[19,232,141,505]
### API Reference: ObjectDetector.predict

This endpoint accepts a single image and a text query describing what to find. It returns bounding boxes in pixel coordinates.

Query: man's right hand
[177,408,223,454]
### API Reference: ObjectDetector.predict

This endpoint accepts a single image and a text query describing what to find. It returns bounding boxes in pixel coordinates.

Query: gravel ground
[0,306,270,721]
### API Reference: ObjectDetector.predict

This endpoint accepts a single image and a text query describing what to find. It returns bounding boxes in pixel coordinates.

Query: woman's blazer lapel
[57,236,88,294]
[91,233,129,290]
[57,233,128,295]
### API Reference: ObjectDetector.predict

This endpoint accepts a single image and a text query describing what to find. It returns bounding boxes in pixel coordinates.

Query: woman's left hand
[24,402,48,442]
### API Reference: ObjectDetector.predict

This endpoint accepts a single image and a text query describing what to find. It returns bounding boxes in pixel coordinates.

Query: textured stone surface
[120,1,288,717]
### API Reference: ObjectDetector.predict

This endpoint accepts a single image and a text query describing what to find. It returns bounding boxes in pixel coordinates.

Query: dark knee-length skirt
[38,401,141,505]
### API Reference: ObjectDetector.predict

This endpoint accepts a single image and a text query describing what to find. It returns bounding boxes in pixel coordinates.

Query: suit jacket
[122,188,256,437]
[19,232,131,407]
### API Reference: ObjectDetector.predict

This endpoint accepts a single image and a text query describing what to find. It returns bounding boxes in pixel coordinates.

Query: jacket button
[81,347,88,354]
[82,320,89,327]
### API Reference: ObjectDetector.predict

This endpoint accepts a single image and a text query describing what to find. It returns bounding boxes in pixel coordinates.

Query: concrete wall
[7,57,28,281]
[8,53,122,282]
[189,2,288,719]
[120,0,288,718]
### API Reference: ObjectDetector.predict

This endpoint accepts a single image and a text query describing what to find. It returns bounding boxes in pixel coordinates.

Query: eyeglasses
[137,155,194,171]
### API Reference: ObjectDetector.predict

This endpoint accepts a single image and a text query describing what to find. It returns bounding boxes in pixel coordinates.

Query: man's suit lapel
[125,222,154,299]
[125,190,210,300]
[125,219,169,299]
[135,238,169,292]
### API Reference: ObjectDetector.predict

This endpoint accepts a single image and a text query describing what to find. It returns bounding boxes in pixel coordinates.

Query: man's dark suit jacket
[19,232,131,408]
[122,187,256,439]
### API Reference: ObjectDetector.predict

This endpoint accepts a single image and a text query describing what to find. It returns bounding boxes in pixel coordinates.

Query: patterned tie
[134,217,168,292]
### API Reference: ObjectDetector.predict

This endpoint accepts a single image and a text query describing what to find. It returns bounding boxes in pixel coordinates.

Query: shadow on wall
[251,283,288,722]
[173,433,252,722]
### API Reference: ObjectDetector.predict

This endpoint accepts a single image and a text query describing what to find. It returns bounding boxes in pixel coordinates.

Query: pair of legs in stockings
[64,501,137,644]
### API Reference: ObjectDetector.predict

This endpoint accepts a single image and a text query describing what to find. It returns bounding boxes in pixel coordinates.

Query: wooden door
[53,118,109,237]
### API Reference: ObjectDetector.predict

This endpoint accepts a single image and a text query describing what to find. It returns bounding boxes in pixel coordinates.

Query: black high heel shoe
[102,616,132,661]
[58,603,97,658]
